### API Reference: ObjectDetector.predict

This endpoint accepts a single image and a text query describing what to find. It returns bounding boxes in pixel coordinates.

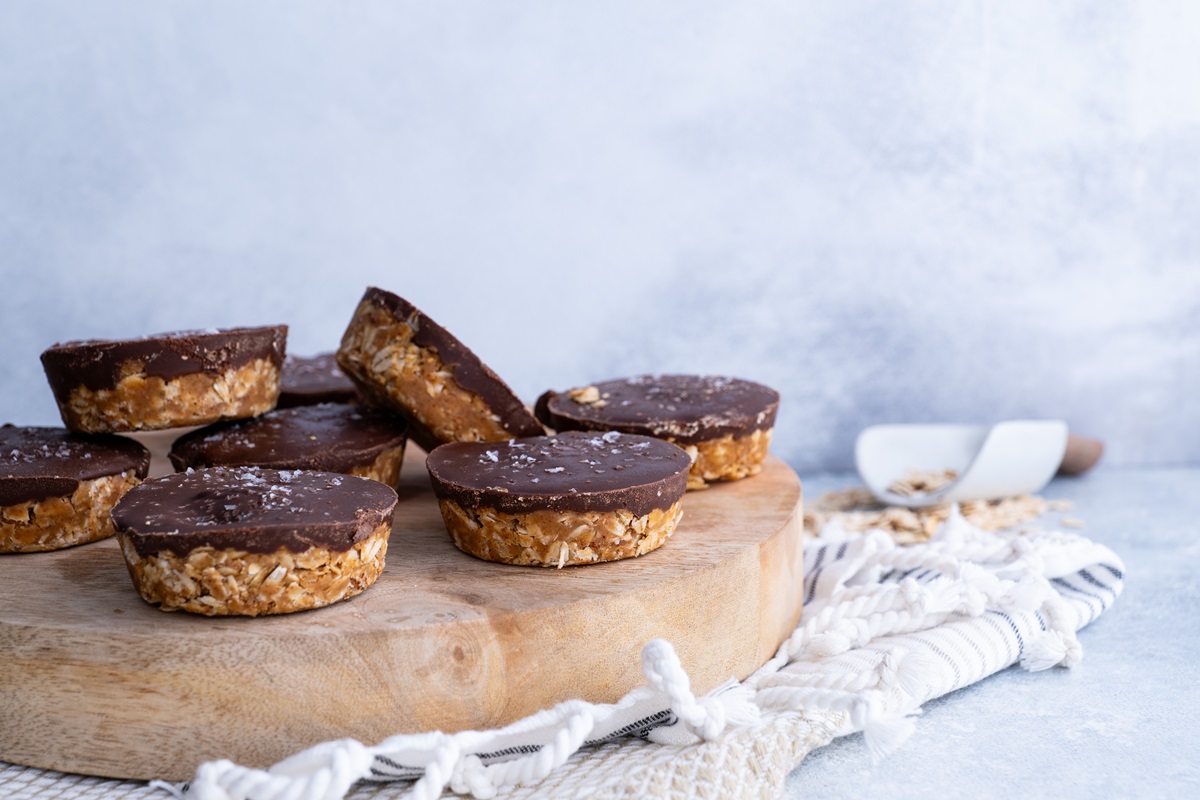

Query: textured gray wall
[2,2,1197,471]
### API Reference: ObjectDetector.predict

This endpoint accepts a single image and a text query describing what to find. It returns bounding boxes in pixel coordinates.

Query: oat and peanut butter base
[57,358,282,433]
[439,498,683,567]
[682,428,773,490]
[347,442,406,489]
[117,523,390,616]
[337,287,543,450]
[1,471,142,553]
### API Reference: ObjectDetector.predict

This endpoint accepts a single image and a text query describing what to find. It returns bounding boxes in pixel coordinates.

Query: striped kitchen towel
[747,507,1124,755]
[151,506,1124,800]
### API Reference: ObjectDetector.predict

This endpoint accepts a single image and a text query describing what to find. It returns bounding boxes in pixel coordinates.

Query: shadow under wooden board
[0,452,804,782]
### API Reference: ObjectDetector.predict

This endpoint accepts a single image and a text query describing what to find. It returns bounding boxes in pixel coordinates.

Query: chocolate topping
[40,325,288,393]
[278,353,359,408]
[535,375,780,445]
[426,431,690,517]
[0,424,150,506]
[355,288,544,443]
[169,403,407,474]
[111,466,398,557]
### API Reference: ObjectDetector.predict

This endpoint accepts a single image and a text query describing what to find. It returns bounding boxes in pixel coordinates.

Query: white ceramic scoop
[855,420,1083,508]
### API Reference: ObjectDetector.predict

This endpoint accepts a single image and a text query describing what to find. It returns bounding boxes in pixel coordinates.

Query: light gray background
[2,1,1197,471]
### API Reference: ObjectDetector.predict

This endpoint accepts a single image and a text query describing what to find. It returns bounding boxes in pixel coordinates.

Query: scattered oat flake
[803,484,1070,542]
[569,385,603,405]
[887,468,958,497]
[1060,517,1085,528]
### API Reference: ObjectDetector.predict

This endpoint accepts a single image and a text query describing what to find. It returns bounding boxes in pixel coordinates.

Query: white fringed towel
[154,507,1124,800]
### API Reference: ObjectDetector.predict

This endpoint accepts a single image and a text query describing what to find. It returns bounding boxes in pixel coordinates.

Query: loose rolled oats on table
[802,484,1075,543]
[886,467,959,498]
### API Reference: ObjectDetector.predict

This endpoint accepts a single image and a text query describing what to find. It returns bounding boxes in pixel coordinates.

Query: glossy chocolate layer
[169,403,407,474]
[112,466,397,557]
[426,431,690,516]
[40,325,288,393]
[356,287,544,443]
[0,424,150,505]
[536,375,780,445]
[278,353,359,408]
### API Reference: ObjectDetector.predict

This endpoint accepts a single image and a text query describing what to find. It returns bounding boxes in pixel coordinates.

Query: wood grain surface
[0,453,804,781]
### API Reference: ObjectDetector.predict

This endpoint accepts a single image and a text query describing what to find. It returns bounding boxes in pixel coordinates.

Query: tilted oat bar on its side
[337,287,544,452]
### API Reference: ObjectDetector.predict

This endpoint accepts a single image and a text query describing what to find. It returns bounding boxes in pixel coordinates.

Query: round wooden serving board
[0,454,803,781]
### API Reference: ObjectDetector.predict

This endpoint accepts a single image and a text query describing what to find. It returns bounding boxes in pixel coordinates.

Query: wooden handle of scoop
[1058,433,1104,475]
